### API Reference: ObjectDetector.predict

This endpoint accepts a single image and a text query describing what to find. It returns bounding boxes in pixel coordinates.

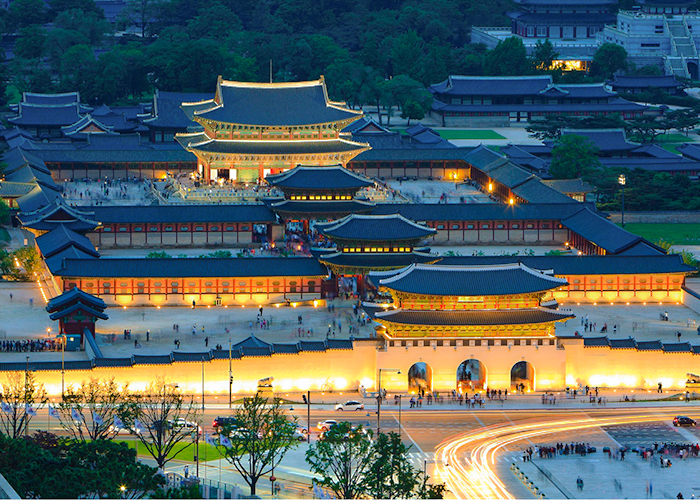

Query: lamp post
[201,357,205,411]
[58,332,65,399]
[618,174,626,227]
[377,368,401,434]
[228,337,233,410]
[24,356,29,437]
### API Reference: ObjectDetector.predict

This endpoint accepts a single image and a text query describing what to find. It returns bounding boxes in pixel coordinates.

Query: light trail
[433,409,695,499]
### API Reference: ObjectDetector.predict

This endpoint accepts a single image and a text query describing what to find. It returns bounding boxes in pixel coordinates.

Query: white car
[335,400,364,411]
[168,418,201,431]
[317,419,338,431]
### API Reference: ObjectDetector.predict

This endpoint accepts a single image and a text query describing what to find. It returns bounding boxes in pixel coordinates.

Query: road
[23,402,700,499]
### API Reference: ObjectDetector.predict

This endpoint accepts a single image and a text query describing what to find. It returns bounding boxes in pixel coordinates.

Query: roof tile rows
[583,336,699,353]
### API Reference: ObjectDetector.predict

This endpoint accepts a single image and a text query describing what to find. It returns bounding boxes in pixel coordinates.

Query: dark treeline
[0,0,520,107]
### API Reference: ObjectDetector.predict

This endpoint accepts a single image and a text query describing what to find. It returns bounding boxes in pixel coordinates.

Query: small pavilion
[46,287,108,342]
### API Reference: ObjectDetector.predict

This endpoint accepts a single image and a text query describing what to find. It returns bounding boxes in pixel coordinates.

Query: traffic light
[302,394,307,404]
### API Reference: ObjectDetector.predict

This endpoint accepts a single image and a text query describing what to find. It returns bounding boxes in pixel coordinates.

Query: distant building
[471,0,617,69]
[606,74,685,95]
[598,0,700,78]
[428,75,645,127]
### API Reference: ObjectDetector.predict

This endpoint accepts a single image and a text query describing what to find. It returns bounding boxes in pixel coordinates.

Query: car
[317,419,338,431]
[213,416,240,433]
[293,428,308,441]
[335,400,364,411]
[168,418,201,431]
[673,416,697,427]
[230,428,262,439]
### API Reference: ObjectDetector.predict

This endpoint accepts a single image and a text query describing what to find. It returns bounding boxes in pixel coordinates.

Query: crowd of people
[0,338,62,352]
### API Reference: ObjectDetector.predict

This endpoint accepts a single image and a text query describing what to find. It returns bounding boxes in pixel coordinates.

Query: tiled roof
[16,186,61,213]
[265,165,373,190]
[636,340,663,351]
[172,351,212,362]
[561,208,659,254]
[432,101,645,114]
[54,257,329,278]
[317,213,436,241]
[378,262,567,296]
[46,287,106,312]
[23,92,81,106]
[132,354,173,365]
[583,336,610,347]
[599,157,700,173]
[90,204,276,224]
[430,75,553,96]
[512,177,577,204]
[18,199,99,232]
[181,137,370,156]
[486,162,533,188]
[370,202,591,221]
[542,178,594,194]
[318,251,439,269]
[608,75,683,89]
[45,247,98,274]
[326,339,353,350]
[662,342,692,353]
[192,78,362,127]
[48,302,108,321]
[9,103,84,126]
[465,145,510,172]
[94,357,133,367]
[144,90,212,129]
[23,134,196,163]
[299,341,327,352]
[434,254,694,275]
[609,338,637,349]
[35,225,99,259]
[268,199,376,215]
[373,307,574,326]
[559,129,640,152]
[0,181,35,198]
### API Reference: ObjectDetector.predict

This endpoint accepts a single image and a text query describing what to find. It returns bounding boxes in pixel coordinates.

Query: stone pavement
[519,454,700,499]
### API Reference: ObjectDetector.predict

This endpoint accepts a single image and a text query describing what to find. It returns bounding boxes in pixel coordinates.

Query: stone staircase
[664,17,698,78]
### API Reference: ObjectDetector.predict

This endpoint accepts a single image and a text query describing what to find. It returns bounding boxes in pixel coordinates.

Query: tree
[483,37,529,76]
[59,44,96,97]
[8,0,47,30]
[186,2,243,41]
[48,0,104,18]
[45,28,90,72]
[0,201,9,225]
[119,0,165,37]
[0,432,164,498]
[14,25,47,60]
[0,372,48,438]
[401,99,430,125]
[623,115,664,144]
[526,115,573,140]
[9,58,54,94]
[550,134,602,179]
[121,381,200,469]
[383,74,426,126]
[530,39,559,72]
[0,250,14,278]
[370,432,422,498]
[55,8,112,45]
[12,246,41,277]
[390,30,425,80]
[662,108,700,136]
[57,378,129,441]
[215,394,298,496]
[593,43,628,78]
[146,251,172,258]
[305,421,375,499]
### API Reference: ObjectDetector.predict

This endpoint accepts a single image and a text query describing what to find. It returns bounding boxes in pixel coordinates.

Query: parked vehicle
[317,419,338,431]
[213,416,240,432]
[335,400,364,411]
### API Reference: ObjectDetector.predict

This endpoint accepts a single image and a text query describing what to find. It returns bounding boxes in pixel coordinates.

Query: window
[164,226,174,232]
[195,226,204,232]
[437,224,445,230]
[149,226,159,232]
[103,227,112,232]
[210,226,219,232]
[180,226,189,232]
[118,226,128,232]
[451,224,460,230]
[134,226,143,232]
[137,282,145,294]
[240,225,249,231]
[222,281,230,292]
[225,226,235,232]
[272,281,280,293]
[496,224,504,229]
[255,281,263,293]
[467,224,475,229]
[481,224,489,229]
[188,281,196,293]
[308,281,316,293]
[512,224,519,229]
[289,281,297,293]
[171,282,179,294]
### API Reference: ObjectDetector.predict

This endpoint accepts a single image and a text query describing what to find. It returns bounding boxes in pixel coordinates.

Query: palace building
[264,164,377,222]
[315,214,439,279]
[175,77,370,182]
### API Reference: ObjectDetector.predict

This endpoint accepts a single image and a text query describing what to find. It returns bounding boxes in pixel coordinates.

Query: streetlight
[377,368,401,434]
[201,357,205,411]
[618,174,626,227]
[228,337,233,410]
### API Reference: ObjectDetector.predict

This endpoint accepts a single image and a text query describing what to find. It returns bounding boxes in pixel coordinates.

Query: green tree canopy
[483,37,529,76]
[530,39,559,71]
[550,134,602,179]
[593,43,628,78]
[14,25,47,60]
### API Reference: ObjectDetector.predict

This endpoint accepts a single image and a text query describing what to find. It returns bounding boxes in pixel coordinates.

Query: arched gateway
[510,361,535,392]
[457,359,487,391]
[408,362,432,394]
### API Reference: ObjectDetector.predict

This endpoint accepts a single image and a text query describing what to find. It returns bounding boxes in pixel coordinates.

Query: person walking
[146,330,150,342]
[577,477,584,491]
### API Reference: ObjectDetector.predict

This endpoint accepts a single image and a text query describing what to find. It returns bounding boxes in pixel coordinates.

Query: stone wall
[608,211,700,224]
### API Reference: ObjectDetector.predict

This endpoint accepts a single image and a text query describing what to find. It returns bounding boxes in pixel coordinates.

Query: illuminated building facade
[176,77,370,182]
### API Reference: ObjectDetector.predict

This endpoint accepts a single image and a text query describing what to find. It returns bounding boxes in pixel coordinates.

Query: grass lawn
[660,144,681,154]
[437,129,505,140]
[656,133,696,143]
[619,223,700,245]
[116,439,227,462]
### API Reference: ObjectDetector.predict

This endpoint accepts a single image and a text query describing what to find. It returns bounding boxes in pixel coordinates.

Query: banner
[48,405,60,419]
[1,402,11,414]
[93,411,104,426]
[113,415,124,430]
[71,408,83,421]
[25,404,37,417]
[134,418,147,434]
[219,435,232,448]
